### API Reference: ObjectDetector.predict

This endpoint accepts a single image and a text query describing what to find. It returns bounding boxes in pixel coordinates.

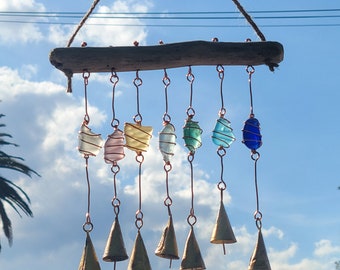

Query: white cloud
[314,239,340,257]
[0,66,64,101]
[48,0,152,47]
[0,0,45,44]
[263,226,284,239]
[19,64,38,80]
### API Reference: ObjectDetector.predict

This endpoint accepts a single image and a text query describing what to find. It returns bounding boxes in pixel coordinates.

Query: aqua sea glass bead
[159,123,177,163]
[242,117,262,151]
[183,118,202,153]
[212,117,235,148]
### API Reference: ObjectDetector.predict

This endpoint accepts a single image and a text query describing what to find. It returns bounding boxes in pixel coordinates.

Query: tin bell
[180,227,206,270]
[248,229,271,270]
[155,215,179,263]
[128,230,152,270]
[102,217,128,263]
[78,232,101,270]
[210,201,236,253]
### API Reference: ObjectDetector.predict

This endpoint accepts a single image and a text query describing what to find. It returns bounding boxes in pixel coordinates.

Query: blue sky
[0,0,340,269]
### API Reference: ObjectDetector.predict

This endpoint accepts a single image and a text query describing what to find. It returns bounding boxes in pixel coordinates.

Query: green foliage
[0,113,39,252]
[336,261,340,269]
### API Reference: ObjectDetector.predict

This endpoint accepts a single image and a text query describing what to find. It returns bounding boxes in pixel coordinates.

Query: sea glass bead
[104,129,125,164]
[78,123,104,156]
[212,117,235,148]
[124,122,153,153]
[159,122,177,163]
[183,118,202,153]
[242,117,262,151]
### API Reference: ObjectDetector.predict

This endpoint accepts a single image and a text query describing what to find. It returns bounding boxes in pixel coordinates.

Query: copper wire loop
[111,164,120,174]
[164,196,173,207]
[82,221,93,232]
[135,153,144,163]
[251,151,260,161]
[187,213,197,227]
[164,162,172,172]
[217,146,226,157]
[217,181,227,191]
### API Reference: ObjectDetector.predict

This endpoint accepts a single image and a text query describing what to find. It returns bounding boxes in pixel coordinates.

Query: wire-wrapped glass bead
[104,129,125,164]
[78,123,104,156]
[183,118,202,153]
[159,122,177,163]
[212,117,235,148]
[124,123,153,153]
[242,117,262,151]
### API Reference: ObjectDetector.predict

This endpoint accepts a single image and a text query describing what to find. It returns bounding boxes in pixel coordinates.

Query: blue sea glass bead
[242,117,262,151]
[212,117,235,148]
[183,118,202,153]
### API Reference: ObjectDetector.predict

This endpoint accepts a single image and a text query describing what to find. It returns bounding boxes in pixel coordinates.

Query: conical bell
[127,230,152,270]
[180,227,206,270]
[78,232,101,270]
[210,201,237,248]
[102,217,128,262]
[248,229,271,270]
[155,215,179,260]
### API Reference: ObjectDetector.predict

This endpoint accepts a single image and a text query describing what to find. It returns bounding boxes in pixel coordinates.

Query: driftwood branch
[49,40,284,92]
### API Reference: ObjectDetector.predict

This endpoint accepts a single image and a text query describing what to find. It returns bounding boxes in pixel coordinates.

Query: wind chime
[124,70,153,270]
[242,65,271,269]
[210,63,237,254]
[102,70,129,269]
[49,1,284,269]
[154,67,179,267]
[77,70,103,270]
[181,66,205,270]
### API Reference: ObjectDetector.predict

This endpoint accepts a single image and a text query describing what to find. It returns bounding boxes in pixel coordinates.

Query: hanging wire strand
[133,70,143,123]
[83,155,94,232]
[135,153,144,230]
[187,153,197,227]
[216,64,227,117]
[110,69,120,128]
[246,65,255,117]
[251,151,262,229]
[162,69,172,123]
[111,164,121,216]
[217,147,227,201]
[82,70,90,124]
[163,163,173,216]
[186,66,196,118]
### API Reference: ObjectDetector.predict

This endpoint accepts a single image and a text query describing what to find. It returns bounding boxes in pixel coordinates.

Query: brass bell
[210,201,236,253]
[128,230,152,270]
[155,215,179,262]
[180,227,206,270]
[102,217,128,262]
[78,232,101,270]
[248,229,271,270]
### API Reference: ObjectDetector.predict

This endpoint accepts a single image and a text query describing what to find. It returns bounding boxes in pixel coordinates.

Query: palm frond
[0,177,33,217]
[0,154,40,177]
[0,202,13,247]
[0,112,36,251]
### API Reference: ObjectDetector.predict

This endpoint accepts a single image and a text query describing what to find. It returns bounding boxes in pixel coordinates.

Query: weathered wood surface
[49,40,284,92]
